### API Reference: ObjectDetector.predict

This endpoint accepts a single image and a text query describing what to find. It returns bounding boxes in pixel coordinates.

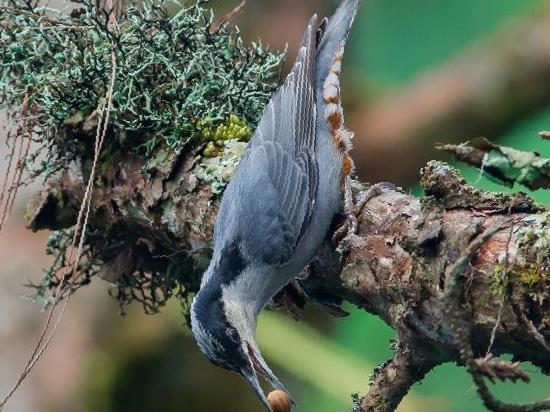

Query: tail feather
[315,0,360,183]
[315,0,360,92]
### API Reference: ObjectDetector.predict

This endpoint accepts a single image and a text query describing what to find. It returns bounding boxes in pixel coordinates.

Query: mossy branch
[437,137,550,191]
[2,1,550,411]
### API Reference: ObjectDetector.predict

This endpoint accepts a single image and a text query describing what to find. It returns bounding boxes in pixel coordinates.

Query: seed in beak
[267,390,291,412]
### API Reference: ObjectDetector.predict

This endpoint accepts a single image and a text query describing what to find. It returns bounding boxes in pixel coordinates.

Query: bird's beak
[241,368,273,411]
[241,342,296,411]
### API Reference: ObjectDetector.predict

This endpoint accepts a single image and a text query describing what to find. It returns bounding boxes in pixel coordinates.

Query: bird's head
[190,283,293,411]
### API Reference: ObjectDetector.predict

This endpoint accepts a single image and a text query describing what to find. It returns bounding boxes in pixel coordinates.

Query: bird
[190,0,361,409]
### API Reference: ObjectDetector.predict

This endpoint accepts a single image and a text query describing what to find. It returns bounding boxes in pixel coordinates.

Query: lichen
[516,214,550,268]
[438,137,550,191]
[195,138,248,194]
[421,161,543,213]
[161,200,182,237]
[1,0,284,177]
[5,0,285,311]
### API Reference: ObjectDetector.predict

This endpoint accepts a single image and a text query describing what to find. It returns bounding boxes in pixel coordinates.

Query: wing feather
[221,16,319,266]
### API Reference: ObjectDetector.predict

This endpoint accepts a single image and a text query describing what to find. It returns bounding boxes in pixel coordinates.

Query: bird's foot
[333,180,396,255]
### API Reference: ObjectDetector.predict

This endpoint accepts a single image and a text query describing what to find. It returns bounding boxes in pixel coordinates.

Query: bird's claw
[333,180,396,255]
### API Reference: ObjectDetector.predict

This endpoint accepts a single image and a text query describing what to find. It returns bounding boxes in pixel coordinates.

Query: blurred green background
[1,0,550,411]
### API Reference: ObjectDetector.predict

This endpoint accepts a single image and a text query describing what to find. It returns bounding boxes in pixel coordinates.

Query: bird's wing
[217,16,319,266]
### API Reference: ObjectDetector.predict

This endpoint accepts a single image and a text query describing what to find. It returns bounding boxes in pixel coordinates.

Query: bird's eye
[226,327,239,343]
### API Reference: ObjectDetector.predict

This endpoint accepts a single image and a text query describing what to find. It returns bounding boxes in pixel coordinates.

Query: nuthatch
[190,0,360,409]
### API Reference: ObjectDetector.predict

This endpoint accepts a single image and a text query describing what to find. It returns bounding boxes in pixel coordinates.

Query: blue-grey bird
[190,0,360,409]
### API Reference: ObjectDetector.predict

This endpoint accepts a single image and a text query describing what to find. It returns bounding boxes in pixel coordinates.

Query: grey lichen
[3,0,285,312]
[195,138,248,194]
[1,0,284,177]
[514,214,550,293]
[437,137,550,191]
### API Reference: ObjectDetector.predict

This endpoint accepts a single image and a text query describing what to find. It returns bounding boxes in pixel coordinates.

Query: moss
[491,264,509,298]
[486,214,550,305]
[516,264,545,287]
[196,114,252,147]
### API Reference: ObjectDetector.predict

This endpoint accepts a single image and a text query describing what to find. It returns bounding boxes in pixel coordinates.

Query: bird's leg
[353,181,397,217]
[333,179,396,253]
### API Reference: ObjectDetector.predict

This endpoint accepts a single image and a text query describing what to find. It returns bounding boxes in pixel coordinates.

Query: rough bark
[25,137,550,410]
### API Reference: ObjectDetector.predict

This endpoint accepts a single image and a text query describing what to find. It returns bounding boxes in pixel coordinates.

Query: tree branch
[437,137,550,191]
[25,142,550,410]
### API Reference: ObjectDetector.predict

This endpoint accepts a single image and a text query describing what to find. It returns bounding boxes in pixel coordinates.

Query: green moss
[489,215,550,301]
[196,114,252,147]
[515,264,545,287]
[490,263,509,298]
[499,214,550,302]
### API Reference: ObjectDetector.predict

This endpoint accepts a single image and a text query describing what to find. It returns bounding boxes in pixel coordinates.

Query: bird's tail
[315,0,360,88]
[316,0,361,182]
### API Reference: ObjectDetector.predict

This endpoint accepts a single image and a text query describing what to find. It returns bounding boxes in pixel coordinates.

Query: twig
[437,138,550,191]
[209,0,246,34]
[0,98,33,235]
[0,47,117,410]
[360,347,438,412]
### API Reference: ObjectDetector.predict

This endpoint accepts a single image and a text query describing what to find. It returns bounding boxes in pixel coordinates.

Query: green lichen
[1,0,284,177]
[5,0,285,311]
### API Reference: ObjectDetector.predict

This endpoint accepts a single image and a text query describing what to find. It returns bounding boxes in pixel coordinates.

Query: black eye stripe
[226,327,240,343]
[192,243,249,373]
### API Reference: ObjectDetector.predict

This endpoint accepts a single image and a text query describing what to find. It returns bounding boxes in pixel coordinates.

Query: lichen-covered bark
[26,138,550,410]
[7,1,550,410]
[437,137,550,191]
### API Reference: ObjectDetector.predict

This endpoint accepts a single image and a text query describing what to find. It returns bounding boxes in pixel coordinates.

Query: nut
[267,390,291,412]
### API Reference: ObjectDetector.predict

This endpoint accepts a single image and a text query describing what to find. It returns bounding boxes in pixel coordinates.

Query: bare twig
[0,48,117,410]
[209,0,246,34]
[0,97,33,235]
